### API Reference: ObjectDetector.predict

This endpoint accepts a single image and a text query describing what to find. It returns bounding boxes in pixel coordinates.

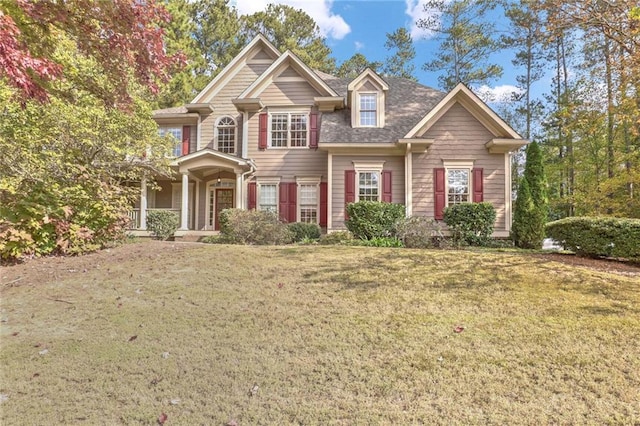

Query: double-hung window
[358,172,380,201]
[359,94,377,127]
[270,113,308,148]
[297,178,320,223]
[258,183,278,213]
[447,169,470,205]
[158,127,182,157]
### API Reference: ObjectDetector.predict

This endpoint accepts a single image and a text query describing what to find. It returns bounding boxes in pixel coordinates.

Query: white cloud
[405,0,442,41]
[354,41,364,51]
[474,85,524,103]
[232,0,351,40]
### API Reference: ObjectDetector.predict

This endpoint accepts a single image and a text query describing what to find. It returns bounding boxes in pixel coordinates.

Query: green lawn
[1,242,639,425]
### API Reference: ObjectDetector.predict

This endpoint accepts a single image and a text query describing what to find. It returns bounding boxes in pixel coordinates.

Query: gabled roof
[347,68,389,92]
[237,50,339,99]
[320,76,445,144]
[404,83,522,139]
[191,34,280,103]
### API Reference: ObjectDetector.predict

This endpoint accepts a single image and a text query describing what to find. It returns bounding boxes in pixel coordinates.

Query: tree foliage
[0,0,183,107]
[336,53,382,78]
[417,0,503,90]
[383,27,417,81]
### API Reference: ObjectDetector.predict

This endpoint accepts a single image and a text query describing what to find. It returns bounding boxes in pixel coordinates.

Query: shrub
[219,209,292,245]
[345,201,405,240]
[545,217,640,260]
[288,222,321,242]
[395,216,444,248]
[146,210,179,241]
[512,141,548,249]
[443,202,496,246]
[319,230,355,245]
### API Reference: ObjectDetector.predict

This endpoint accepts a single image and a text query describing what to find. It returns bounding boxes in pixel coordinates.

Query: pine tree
[383,27,417,81]
[512,141,547,248]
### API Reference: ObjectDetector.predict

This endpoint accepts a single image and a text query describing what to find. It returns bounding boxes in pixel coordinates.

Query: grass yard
[1,241,639,425]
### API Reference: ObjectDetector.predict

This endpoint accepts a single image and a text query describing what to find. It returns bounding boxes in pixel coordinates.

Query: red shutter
[382,170,392,203]
[319,182,328,227]
[434,168,446,220]
[345,170,356,220]
[248,182,257,210]
[278,183,297,223]
[309,112,318,149]
[181,126,190,156]
[258,113,268,150]
[472,168,483,203]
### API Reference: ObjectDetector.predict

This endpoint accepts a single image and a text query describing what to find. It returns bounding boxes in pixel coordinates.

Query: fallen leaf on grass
[32,373,40,378]
[249,383,259,397]
[161,352,170,359]
[226,420,238,426]
[128,335,137,342]
[277,283,284,289]
[158,412,168,425]
[11,332,19,336]
[38,349,49,355]
[453,326,465,333]
[170,398,180,405]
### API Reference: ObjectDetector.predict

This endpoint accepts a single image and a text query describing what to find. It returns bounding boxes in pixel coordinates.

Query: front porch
[128,149,254,232]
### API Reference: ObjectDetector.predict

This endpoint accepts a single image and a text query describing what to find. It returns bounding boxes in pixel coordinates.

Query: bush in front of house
[146,210,179,241]
[219,208,292,245]
[345,201,405,240]
[443,202,496,246]
[288,222,321,242]
[395,216,444,248]
[545,216,640,260]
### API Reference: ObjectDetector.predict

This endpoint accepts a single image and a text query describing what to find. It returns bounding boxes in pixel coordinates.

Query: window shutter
[345,170,356,220]
[258,113,268,150]
[434,168,446,220]
[382,170,392,203]
[319,182,328,227]
[472,168,483,203]
[248,182,257,210]
[181,126,191,156]
[309,112,319,149]
[278,183,297,223]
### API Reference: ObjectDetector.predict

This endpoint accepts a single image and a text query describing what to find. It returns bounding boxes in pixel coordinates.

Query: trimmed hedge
[288,222,321,242]
[345,201,405,240]
[545,217,640,260]
[146,210,179,241]
[443,202,496,246]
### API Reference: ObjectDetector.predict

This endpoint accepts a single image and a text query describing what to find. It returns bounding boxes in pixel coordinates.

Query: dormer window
[347,68,389,129]
[359,93,377,126]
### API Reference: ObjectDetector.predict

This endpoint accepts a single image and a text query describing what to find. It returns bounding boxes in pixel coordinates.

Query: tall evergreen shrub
[512,141,548,248]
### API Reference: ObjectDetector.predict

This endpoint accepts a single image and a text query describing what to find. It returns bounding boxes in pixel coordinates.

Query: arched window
[216,116,236,154]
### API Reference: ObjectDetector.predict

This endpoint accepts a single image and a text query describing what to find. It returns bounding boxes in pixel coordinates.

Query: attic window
[359,94,377,126]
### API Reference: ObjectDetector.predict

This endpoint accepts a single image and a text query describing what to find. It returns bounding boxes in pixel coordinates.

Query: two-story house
[130,34,527,238]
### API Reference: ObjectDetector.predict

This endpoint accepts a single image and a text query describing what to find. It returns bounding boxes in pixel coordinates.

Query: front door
[215,188,234,230]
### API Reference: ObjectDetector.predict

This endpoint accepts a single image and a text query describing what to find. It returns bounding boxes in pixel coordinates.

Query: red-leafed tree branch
[0,0,184,107]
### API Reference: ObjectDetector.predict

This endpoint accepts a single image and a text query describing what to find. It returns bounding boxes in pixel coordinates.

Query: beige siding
[331,155,405,229]
[199,62,269,151]
[261,81,321,106]
[246,73,329,179]
[412,102,507,231]
[154,181,173,208]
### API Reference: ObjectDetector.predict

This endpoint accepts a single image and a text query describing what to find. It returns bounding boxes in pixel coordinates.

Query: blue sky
[232,0,525,102]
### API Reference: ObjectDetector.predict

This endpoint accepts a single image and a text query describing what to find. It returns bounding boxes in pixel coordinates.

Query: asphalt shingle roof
[318,74,446,144]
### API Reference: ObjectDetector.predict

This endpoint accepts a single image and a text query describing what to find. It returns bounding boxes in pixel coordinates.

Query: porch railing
[127,208,182,229]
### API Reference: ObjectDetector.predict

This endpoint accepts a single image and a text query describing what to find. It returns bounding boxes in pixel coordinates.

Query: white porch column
[139,178,147,230]
[180,172,189,230]
[235,171,242,208]
[327,152,333,230]
[405,144,413,217]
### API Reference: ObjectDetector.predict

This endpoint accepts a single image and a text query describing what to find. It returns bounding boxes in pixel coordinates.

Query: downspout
[239,159,257,210]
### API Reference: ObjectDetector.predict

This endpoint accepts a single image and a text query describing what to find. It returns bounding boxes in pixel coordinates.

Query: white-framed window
[215,116,236,154]
[443,161,474,207]
[269,113,308,148]
[297,177,320,224]
[258,183,278,213]
[359,93,377,127]
[158,127,182,157]
[353,161,384,202]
